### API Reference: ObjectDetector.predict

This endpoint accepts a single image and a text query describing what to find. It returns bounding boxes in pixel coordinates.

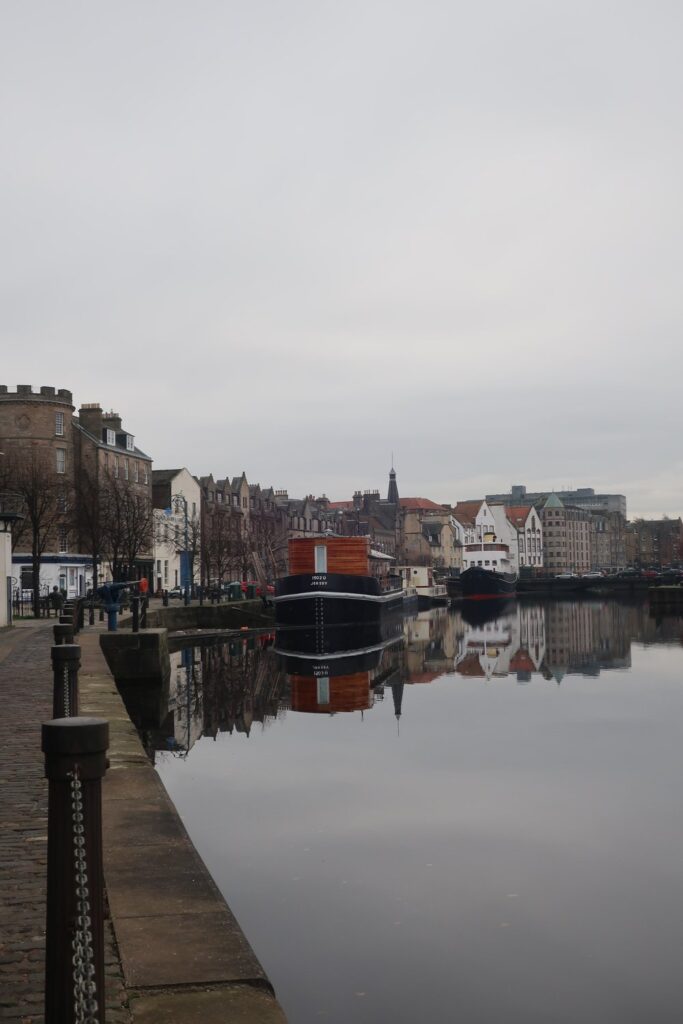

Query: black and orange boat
[274,536,403,626]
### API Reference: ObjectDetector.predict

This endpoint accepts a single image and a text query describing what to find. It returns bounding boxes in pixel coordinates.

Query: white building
[152,468,202,594]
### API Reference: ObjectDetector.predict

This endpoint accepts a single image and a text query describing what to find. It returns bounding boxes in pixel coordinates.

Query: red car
[240,581,275,596]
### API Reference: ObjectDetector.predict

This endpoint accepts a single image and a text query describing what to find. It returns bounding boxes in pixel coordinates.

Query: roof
[152,469,183,484]
[451,501,483,526]
[544,493,564,509]
[328,500,354,510]
[504,505,534,528]
[399,497,446,511]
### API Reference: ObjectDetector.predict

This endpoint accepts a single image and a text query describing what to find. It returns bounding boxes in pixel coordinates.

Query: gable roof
[399,497,446,511]
[451,501,483,526]
[152,469,183,484]
[505,505,535,528]
[544,493,564,509]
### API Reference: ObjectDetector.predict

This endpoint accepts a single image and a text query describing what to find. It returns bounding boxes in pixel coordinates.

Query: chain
[63,665,71,718]
[68,767,99,1023]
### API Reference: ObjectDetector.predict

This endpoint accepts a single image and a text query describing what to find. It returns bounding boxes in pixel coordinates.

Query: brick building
[540,494,593,575]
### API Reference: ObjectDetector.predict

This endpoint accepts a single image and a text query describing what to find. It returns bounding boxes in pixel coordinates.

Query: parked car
[168,586,184,599]
[240,580,275,596]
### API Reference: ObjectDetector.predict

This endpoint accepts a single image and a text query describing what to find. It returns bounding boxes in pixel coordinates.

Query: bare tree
[71,462,105,595]
[4,446,66,616]
[202,507,236,586]
[101,470,154,581]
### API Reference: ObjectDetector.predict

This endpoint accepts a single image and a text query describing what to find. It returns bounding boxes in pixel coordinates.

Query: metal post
[53,623,74,646]
[131,596,140,633]
[59,614,72,626]
[51,644,80,719]
[78,600,85,632]
[163,589,169,607]
[89,602,95,627]
[140,596,148,629]
[98,606,104,622]
[43,717,108,1024]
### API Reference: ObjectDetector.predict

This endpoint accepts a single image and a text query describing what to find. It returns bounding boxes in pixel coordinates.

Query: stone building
[0,385,89,596]
[73,403,154,585]
[0,385,153,598]
[540,494,593,574]
[628,518,683,567]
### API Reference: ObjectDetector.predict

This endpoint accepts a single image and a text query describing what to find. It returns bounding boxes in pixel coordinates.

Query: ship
[459,531,518,600]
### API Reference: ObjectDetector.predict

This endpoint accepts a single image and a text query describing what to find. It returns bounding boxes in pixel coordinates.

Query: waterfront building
[486,484,627,519]
[0,385,153,597]
[452,500,521,573]
[589,509,627,570]
[628,517,683,567]
[540,494,593,575]
[152,468,202,593]
[496,504,544,570]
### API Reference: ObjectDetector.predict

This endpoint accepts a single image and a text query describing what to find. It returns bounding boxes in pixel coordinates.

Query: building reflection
[118,598,683,760]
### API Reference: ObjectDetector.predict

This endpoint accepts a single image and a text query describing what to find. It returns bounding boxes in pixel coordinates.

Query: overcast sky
[2,1,682,518]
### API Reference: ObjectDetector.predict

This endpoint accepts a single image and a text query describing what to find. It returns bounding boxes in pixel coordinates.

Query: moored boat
[397,566,449,608]
[460,536,518,600]
[275,536,403,627]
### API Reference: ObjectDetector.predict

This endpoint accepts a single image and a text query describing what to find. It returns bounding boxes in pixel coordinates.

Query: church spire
[387,461,399,505]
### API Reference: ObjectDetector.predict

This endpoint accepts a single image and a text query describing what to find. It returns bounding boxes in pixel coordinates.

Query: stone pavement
[0,620,132,1024]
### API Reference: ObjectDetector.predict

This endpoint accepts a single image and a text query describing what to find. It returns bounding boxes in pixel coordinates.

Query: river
[125,597,683,1023]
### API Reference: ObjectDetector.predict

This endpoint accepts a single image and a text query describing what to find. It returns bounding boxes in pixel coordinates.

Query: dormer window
[126,435,134,451]
[106,429,116,446]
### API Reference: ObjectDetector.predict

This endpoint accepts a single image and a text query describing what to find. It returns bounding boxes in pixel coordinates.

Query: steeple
[391,681,404,733]
[387,462,399,505]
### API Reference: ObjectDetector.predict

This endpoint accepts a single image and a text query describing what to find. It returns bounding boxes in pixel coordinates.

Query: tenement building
[541,494,593,574]
[0,385,153,600]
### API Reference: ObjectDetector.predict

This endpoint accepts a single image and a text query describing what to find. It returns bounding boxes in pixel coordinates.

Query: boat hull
[275,572,403,627]
[460,567,517,600]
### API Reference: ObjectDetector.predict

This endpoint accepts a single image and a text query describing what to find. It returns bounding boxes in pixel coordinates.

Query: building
[486,484,626,519]
[74,403,154,586]
[0,386,154,599]
[500,505,544,570]
[0,385,89,597]
[452,500,522,574]
[152,469,202,593]
[628,518,683,567]
[540,494,593,575]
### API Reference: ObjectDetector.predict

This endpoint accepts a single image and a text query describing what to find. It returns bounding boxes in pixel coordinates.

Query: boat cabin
[288,536,394,580]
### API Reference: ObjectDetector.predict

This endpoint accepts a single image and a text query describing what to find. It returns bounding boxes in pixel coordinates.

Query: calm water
[128,599,683,1023]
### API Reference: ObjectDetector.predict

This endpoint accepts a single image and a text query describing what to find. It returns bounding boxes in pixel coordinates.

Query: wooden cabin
[289,672,372,713]
[288,537,371,577]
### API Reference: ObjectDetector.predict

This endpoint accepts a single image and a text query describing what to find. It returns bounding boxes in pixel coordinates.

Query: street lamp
[168,493,190,606]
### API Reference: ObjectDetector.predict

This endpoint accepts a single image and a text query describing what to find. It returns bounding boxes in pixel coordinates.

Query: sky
[2,1,682,519]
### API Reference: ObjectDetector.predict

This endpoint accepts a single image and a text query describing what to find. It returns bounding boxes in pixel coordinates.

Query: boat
[274,536,404,627]
[397,566,449,608]
[460,534,517,600]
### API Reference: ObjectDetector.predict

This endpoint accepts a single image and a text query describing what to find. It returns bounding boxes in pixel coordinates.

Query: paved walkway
[0,620,131,1024]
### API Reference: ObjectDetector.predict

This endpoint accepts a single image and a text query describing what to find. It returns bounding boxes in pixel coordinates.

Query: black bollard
[131,596,140,633]
[163,590,169,607]
[89,602,95,627]
[43,717,108,1024]
[199,586,204,606]
[59,614,72,626]
[140,596,148,629]
[53,623,74,646]
[77,600,85,632]
[51,644,80,719]
[98,606,104,622]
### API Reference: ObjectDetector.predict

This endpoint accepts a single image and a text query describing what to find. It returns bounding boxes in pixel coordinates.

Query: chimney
[102,410,122,431]
[79,403,103,436]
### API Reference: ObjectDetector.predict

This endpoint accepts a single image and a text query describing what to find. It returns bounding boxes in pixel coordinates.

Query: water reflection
[121,597,683,761]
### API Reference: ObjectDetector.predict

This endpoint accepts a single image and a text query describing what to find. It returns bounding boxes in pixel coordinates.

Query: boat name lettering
[314,666,330,676]
[310,575,328,587]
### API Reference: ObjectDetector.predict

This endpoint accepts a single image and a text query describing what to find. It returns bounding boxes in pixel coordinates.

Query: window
[124,459,129,480]
[55,412,64,436]
[106,429,116,446]
[114,456,119,478]
[143,465,148,485]
[58,526,68,552]
[56,448,66,474]
[163,560,169,584]
[58,490,68,513]
[126,435,134,451]
[242,496,248,509]
[133,461,139,483]
[315,545,328,572]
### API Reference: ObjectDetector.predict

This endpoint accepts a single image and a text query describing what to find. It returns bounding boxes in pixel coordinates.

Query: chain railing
[43,717,109,1024]
[68,767,99,1024]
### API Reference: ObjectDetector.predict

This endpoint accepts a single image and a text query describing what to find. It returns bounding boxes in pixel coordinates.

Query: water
[127,598,683,1023]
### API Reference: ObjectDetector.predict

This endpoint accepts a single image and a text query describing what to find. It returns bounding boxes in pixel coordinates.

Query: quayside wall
[78,631,288,1023]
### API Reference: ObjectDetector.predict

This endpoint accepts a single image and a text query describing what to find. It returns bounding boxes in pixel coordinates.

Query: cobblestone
[0,624,132,1023]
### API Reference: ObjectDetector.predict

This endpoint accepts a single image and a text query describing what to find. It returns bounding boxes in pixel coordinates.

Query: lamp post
[170,494,190,605]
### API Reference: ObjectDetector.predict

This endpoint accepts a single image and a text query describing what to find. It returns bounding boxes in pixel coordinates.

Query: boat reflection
[117,597,683,760]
